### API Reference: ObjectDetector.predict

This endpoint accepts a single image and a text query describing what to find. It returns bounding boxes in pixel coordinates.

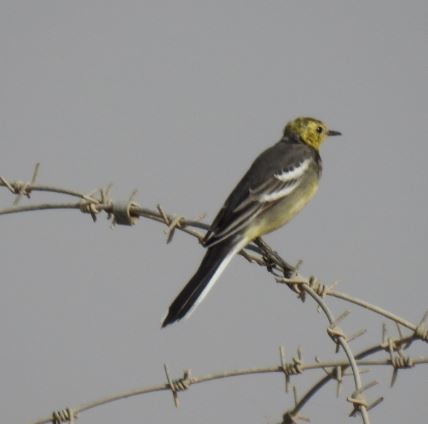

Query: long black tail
[161,238,244,327]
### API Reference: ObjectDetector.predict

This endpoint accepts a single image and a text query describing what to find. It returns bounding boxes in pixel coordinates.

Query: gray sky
[1,1,427,423]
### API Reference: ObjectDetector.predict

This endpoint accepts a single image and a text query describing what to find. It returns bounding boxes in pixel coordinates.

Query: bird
[161,117,341,327]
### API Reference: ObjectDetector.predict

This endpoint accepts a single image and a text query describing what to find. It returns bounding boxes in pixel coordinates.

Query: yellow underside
[244,175,320,241]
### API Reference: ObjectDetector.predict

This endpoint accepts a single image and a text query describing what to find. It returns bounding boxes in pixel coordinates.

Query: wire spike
[347,328,367,343]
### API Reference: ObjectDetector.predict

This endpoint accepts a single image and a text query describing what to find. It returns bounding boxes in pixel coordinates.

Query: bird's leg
[253,237,296,278]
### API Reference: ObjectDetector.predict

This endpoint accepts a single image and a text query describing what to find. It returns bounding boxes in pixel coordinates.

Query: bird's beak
[327,130,342,136]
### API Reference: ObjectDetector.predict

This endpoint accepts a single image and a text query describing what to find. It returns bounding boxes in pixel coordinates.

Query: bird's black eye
[316,126,323,134]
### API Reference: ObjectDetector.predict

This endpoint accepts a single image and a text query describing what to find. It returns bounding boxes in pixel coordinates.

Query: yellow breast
[244,172,320,241]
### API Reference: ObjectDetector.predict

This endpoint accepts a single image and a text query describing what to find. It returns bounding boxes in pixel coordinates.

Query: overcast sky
[1,1,427,423]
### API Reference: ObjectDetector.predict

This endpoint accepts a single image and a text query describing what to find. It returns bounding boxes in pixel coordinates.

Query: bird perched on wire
[162,117,341,327]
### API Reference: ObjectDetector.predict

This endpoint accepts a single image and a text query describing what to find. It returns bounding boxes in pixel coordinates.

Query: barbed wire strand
[30,354,428,424]
[1,171,426,423]
[1,186,423,335]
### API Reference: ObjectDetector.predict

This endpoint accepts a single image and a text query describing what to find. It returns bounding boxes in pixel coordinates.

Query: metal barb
[315,356,344,397]
[127,189,138,204]
[389,351,414,387]
[52,407,75,424]
[163,364,192,408]
[382,323,388,344]
[279,345,289,393]
[347,395,368,418]
[292,385,299,405]
[333,310,350,326]
[165,215,184,243]
[347,380,378,418]
[414,311,428,342]
[297,346,303,361]
[347,328,367,343]
[367,396,384,411]
[327,325,347,353]
[395,321,404,340]
[307,276,328,297]
[79,200,99,222]
[335,366,343,397]
[357,380,379,394]
[0,176,15,193]
[164,363,180,407]
[31,163,40,185]
[157,204,170,225]
[11,163,40,205]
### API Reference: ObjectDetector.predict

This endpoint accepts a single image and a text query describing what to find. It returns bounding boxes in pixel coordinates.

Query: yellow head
[283,117,341,150]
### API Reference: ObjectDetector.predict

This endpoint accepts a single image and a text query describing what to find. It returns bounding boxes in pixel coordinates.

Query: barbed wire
[1,165,426,423]
[2,168,424,333]
[30,353,428,424]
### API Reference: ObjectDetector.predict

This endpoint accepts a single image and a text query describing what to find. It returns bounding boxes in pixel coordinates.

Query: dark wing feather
[203,140,316,247]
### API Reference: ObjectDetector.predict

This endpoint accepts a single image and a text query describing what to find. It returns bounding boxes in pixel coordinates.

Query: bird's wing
[203,142,314,247]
